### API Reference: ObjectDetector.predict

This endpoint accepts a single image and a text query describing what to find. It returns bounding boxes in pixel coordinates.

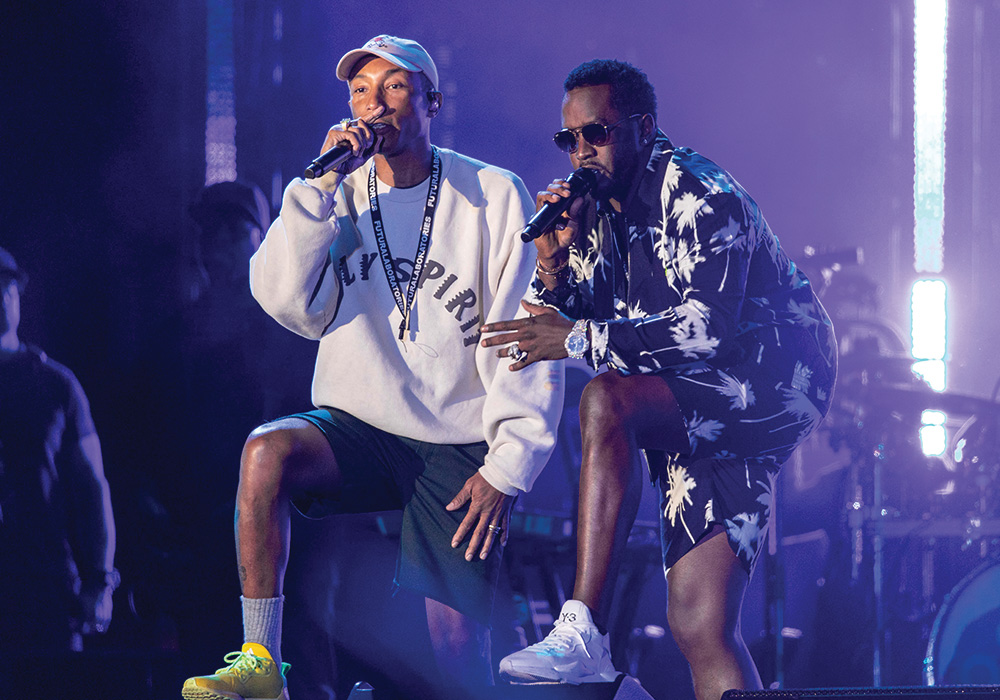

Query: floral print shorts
[648,323,836,574]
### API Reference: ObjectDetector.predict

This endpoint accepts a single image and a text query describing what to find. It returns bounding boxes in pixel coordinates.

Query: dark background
[2,1,999,698]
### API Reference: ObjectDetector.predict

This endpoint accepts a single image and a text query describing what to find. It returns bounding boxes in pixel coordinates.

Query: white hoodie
[250,148,563,495]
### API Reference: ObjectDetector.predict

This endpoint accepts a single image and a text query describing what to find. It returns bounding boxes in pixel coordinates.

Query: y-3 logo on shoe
[559,612,577,623]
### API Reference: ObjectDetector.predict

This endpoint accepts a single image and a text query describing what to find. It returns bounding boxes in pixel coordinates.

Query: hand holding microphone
[519,167,599,243]
[305,107,386,180]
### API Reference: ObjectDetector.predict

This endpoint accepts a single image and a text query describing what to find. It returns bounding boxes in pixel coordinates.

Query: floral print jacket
[527,133,833,376]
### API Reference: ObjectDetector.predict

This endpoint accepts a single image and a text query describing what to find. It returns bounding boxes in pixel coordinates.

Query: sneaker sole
[181,688,290,700]
[500,668,621,685]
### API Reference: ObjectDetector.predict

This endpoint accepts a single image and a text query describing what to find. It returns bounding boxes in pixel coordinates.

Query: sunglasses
[553,114,642,154]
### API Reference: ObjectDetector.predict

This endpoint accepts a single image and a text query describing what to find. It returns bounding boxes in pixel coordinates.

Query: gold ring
[340,118,352,130]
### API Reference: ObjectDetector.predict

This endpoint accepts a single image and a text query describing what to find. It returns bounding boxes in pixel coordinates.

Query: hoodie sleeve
[250,178,355,339]
[474,171,564,495]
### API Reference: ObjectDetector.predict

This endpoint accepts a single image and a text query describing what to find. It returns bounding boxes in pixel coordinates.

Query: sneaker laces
[532,619,587,654]
[214,649,271,683]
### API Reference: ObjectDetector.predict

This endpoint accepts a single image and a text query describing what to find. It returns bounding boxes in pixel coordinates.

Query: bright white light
[910,279,947,362]
[911,0,948,398]
[913,0,948,274]
[921,409,946,425]
[920,424,947,456]
[913,359,946,392]
[920,410,947,456]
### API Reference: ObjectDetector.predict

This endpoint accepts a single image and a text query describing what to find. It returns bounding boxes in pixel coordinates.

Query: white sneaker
[499,600,620,684]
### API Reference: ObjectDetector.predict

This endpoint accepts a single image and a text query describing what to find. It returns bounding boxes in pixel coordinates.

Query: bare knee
[579,372,637,438]
[240,426,287,494]
[667,534,760,696]
[580,371,689,458]
[238,419,334,501]
[668,598,725,659]
[667,576,740,662]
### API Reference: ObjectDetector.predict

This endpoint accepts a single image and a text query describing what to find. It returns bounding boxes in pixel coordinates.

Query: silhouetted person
[186,179,270,304]
[0,246,117,656]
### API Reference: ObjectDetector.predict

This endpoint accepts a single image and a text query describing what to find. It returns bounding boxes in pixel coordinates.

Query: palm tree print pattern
[528,133,836,573]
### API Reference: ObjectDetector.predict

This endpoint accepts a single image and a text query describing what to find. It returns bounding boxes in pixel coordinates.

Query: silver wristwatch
[564,319,590,360]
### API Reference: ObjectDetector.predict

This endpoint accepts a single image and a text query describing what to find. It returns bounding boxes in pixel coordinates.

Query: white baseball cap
[336,35,439,91]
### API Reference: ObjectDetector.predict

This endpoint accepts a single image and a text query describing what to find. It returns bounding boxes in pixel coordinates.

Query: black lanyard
[367,147,441,340]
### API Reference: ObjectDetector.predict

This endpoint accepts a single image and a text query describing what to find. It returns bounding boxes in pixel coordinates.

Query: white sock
[241,595,284,667]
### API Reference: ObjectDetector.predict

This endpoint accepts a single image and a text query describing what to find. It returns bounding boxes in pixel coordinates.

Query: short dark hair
[564,59,657,122]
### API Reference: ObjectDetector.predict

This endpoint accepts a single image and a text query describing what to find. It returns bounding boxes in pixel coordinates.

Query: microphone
[303,119,384,179]
[519,167,599,242]
[304,144,354,179]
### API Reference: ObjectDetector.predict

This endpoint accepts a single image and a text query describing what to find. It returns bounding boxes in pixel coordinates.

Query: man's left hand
[480,301,574,371]
[447,472,514,561]
[78,582,113,635]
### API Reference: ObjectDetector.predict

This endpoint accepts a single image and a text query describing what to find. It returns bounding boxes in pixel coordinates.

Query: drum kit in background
[804,252,1000,688]
[830,339,999,685]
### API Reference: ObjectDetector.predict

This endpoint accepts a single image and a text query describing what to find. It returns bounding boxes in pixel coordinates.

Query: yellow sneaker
[182,642,290,700]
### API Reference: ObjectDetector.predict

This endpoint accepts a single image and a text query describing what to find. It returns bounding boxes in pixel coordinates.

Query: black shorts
[289,407,501,626]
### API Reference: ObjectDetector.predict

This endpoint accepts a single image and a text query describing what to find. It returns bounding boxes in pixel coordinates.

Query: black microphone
[303,132,384,179]
[519,167,599,242]
[303,144,353,179]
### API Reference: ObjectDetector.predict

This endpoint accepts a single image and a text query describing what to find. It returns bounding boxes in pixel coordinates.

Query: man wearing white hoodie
[182,35,562,700]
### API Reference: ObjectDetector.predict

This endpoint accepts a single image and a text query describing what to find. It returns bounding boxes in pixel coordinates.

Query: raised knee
[239,425,297,494]
[579,372,634,432]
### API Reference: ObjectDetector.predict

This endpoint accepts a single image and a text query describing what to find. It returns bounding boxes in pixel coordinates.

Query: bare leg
[237,418,496,697]
[573,371,689,630]
[667,529,762,700]
[235,418,342,597]
[425,597,492,699]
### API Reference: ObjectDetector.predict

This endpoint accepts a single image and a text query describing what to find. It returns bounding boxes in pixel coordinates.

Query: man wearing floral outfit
[482,59,836,700]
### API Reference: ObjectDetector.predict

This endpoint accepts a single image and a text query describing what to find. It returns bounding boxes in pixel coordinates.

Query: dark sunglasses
[553,114,642,154]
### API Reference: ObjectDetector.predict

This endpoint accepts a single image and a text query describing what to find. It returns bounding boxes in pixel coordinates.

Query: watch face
[567,333,588,356]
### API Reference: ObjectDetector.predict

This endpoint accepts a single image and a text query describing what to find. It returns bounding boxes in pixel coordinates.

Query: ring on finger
[507,342,527,362]
[488,524,503,534]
